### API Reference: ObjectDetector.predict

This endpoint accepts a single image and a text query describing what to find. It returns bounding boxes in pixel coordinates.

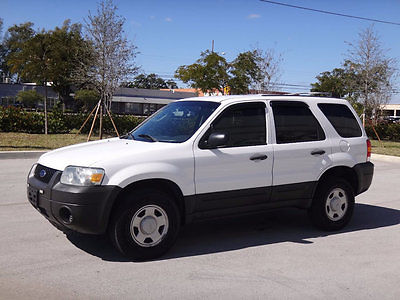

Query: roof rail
[261,92,333,97]
[287,92,332,97]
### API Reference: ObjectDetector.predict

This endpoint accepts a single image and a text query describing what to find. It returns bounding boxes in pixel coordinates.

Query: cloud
[165,17,173,22]
[150,15,155,20]
[247,14,261,19]
[130,20,142,27]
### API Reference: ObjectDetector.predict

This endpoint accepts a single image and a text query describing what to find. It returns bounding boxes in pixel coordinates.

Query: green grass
[0,132,116,151]
[370,139,400,157]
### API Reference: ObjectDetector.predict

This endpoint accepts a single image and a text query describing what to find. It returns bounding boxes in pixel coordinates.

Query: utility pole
[211,40,214,53]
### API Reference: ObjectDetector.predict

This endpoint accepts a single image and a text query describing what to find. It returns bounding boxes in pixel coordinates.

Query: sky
[1,0,400,102]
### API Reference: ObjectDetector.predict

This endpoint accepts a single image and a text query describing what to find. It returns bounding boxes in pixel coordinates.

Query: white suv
[27,95,374,260]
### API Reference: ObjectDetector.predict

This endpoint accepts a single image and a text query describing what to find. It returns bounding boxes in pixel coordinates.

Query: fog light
[59,207,73,224]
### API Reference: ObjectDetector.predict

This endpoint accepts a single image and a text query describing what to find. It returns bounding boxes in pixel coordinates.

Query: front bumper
[27,170,121,234]
[353,161,374,195]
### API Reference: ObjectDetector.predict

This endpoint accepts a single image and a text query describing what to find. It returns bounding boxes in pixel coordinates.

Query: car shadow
[66,203,400,262]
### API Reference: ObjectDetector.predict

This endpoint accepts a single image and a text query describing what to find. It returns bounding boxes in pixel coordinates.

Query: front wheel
[109,189,181,261]
[308,179,355,231]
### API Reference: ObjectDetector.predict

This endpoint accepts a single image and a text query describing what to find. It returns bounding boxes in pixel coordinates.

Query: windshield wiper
[119,132,135,140]
[138,134,158,142]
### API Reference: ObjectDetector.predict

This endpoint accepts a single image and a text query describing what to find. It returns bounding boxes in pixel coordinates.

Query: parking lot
[0,156,399,299]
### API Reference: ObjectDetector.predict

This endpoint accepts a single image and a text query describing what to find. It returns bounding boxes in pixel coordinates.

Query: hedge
[0,106,144,134]
[365,123,400,142]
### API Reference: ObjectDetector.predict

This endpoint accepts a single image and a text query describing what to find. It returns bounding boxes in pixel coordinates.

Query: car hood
[38,138,178,171]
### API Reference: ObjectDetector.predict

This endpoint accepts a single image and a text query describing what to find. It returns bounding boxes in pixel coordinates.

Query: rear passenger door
[270,101,332,201]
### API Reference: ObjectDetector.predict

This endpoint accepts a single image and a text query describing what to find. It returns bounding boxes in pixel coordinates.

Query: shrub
[0,106,145,134]
[16,90,44,108]
[0,106,44,133]
[365,122,400,142]
[74,89,99,112]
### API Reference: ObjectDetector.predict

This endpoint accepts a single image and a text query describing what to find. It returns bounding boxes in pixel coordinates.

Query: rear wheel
[109,189,180,261]
[308,179,354,231]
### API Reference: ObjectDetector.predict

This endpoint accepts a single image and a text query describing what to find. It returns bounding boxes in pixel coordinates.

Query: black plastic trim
[185,182,316,222]
[27,175,121,234]
[186,187,271,214]
[34,164,58,184]
[353,161,374,195]
[271,181,316,202]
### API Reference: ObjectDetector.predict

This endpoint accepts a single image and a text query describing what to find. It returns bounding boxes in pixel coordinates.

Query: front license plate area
[28,186,39,207]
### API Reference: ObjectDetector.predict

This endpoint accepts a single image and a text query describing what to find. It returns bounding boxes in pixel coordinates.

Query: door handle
[311,149,326,156]
[250,154,268,161]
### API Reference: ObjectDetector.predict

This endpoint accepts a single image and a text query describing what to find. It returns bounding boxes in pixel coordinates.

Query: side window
[271,101,326,144]
[200,102,266,148]
[318,103,362,138]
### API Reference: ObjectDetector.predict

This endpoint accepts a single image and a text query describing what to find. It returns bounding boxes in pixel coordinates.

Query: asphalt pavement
[0,157,399,299]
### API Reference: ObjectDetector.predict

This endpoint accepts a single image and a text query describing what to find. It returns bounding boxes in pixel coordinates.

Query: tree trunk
[44,82,48,135]
[362,107,365,128]
[99,102,103,140]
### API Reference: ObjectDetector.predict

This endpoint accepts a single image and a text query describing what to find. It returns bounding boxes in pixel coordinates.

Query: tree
[48,20,93,104]
[0,18,4,80]
[175,50,229,94]
[74,89,99,112]
[16,89,43,108]
[251,47,282,92]
[311,64,363,115]
[79,0,138,138]
[7,30,52,134]
[228,50,262,94]
[122,73,178,89]
[311,66,358,99]
[1,22,35,82]
[165,79,178,89]
[346,25,397,123]
[175,48,282,95]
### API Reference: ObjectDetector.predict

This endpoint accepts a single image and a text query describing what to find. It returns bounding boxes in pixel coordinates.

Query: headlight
[28,163,37,178]
[60,166,105,186]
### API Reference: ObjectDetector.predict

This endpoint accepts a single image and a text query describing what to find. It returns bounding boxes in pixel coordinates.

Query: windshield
[130,101,220,143]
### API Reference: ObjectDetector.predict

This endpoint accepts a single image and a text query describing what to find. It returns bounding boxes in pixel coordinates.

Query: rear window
[318,103,362,138]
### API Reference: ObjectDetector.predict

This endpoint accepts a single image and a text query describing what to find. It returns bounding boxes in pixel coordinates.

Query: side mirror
[207,132,228,149]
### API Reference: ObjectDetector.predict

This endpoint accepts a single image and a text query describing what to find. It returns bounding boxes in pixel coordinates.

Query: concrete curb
[371,153,400,163]
[0,151,48,159]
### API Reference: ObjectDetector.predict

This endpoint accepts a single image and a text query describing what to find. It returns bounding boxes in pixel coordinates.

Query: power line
[259,0,400,26]
[274,82,309,88]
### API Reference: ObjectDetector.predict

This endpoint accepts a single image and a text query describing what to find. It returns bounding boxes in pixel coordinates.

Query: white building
[381,104,400,119]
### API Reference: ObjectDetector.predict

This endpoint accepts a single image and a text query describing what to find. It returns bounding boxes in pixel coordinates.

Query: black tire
[109,189,181,261]
[308,179,355,231]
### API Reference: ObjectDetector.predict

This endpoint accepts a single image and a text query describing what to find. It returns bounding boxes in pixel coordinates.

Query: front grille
[34,164,57,183]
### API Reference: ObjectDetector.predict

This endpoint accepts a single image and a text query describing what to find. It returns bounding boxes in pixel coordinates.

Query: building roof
[0,83,197,103]
[111,88,197,104]
[112,96,176,105]
[381,104,400,109]
[0,83,58,98]
[115,87,197,99]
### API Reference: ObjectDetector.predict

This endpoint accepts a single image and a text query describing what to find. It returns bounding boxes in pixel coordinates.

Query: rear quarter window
[318,103,362,138]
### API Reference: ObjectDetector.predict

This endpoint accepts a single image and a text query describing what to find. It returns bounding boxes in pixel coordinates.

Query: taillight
[367,139,371,161]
